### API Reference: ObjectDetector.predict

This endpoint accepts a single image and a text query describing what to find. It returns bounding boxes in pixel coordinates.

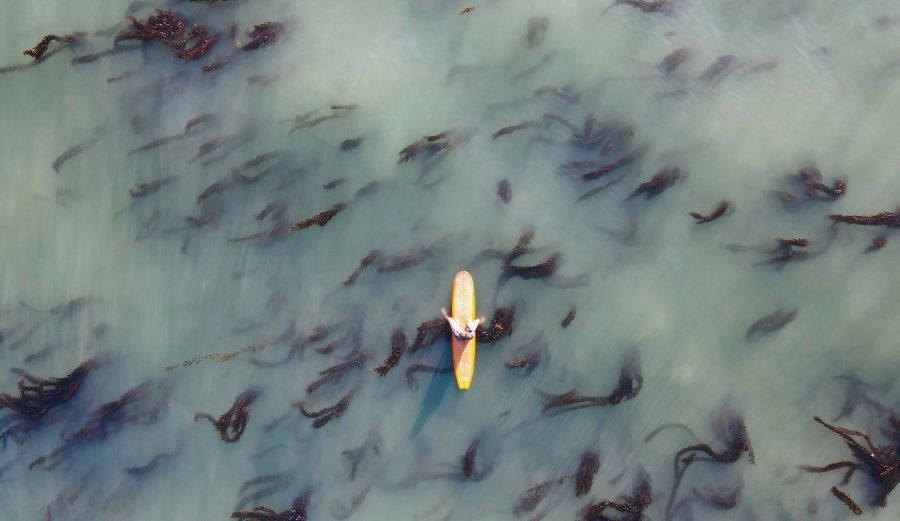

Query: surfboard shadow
[408,345,454,439]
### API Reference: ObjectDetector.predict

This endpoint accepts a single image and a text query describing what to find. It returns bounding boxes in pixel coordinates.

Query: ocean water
[2,1,900,520]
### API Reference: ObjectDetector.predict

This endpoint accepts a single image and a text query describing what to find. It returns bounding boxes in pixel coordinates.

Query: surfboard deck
[451,270,476,390]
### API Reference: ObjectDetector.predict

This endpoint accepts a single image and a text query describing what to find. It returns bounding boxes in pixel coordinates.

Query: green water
[2,1,900,520]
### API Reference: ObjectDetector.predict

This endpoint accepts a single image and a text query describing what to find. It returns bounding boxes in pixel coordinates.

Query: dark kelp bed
[3,0,900,520]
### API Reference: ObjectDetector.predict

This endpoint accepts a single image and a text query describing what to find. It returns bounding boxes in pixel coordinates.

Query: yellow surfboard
[451,271,477,390]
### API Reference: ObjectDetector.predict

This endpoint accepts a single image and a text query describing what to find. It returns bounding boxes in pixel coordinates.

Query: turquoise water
[2,1,900,520]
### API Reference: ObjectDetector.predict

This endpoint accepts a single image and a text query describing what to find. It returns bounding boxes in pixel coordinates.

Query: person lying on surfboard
[441,308,485,341]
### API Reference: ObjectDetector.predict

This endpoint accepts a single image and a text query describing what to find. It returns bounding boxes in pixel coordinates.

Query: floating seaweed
[689,481,743,512]
[30,381,169,470]
[248,73,279,86]
[373,330,406,377]
[582,471,652,521]
[408,318,450,352]
[341,137,363,151]
[313,322,362,357]
[324,178,347,190]
[106,71,134,83]
[406,364,453,391]
[194,389,258,443]
[829,211,900,228]
[256,202,287,221]
[355,181,380,199]
[503,253,560,280]
[626,167,682,200]
[130,176,176,198]
[331,481,376,520]
[190,136,231,163]
[561,307,576,328]
[231,493,308,521]
[0,360,93,419]
[580,154,639,182]
[505,333,546,375]
[295,390,354,428]
[832,486,863,515]
[116,10,219,62]
[306,351,368,394]
[794,165,846,201]
[288,105,355,133]
[689,201,731,223]
[658,48,690,76]
[24,35,75,60]
[343,250,380,286]
[377,245,435,274]
[831,372,890,422]
[398,129,472,164]
[801,416,900,509]
[236,472,291,511]
[461,438,480,479]
[0,33,77,75]
[197,158,278,202]
[760,237,812,266]
[289,204,346,233]
[576,175,627,203]
[663,406,754,521]
[745,307,797,342]
[493,120,539,140]
[699,55,737,85]
[53,134,103,173]
[237,22,282,51]
[514,478,565,517]
[342,432,382,480]
[124,451,178,476]
[167,337,271,371]
[459,7,475,15]
[575,451,601,497]
[128,135,182,156]
[604,0,673,15]
[526,17,549,48]
[476,229,540,266]
[246,323,334,367]
[865,236,887,253]
[538,350,642,415]
[643,423,698,443]
[476,306,516,343]
[71,45,141,65]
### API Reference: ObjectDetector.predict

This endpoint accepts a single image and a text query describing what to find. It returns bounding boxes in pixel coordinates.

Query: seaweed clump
[236,22,282,51]
[829,211,900,228]
[799,416,900,511]
[582,471,652,521]
[289,204,346,233]
[194,389,258,442]
[538,349,642,415]
[30,381,169,470]
[232,494,308,521]
[661,405,754,521]
[24,35,75,60]
[373,330,406,377]
[476,306,516,343]
[115,10,219,61]
[575,451,601,497]
[0,360,93,419]
[295,391,354,428]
